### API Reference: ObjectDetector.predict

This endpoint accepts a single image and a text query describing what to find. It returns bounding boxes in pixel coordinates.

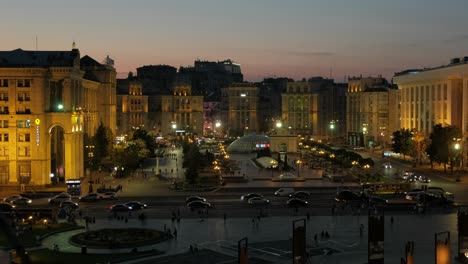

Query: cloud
[444,34,468,43]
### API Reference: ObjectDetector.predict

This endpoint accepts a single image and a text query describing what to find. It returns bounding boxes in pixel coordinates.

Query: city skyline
[2,0,468,81]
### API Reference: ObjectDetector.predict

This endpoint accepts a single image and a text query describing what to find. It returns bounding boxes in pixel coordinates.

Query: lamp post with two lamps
[296,160,302,178]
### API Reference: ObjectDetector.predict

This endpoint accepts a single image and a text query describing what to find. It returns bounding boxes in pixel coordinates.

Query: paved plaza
[41,212,460,264]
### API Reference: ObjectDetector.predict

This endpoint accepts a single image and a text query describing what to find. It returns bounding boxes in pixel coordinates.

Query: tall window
[49,80,63,111]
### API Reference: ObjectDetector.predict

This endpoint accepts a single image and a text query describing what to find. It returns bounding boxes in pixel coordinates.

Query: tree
[184,143,202,184]
[132,128,156,157]
[92,122,113,167]
[410,130,428,167]
[427,124,461,174]
[391,129,413,160]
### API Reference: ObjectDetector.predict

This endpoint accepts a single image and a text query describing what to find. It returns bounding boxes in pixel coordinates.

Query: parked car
[125,201,147,210]
[415,193,449,206]
[59,201,79,210]
[289,191,311,199]
[241,193,263,201]
[48,193,72,205]
[187,200,211,210]
[0,202,16,212]
[185,196,207,205]
[286,198,308,207]
[79,193,100,202]
[274,188,295,197]
[12,197,32,205]
[109,204,132,212]
[335,191,364,203]
[248,197,270,206]
[3,195,23,203]
[98,192,117,200]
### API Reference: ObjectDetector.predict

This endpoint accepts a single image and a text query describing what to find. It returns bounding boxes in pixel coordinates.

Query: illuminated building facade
[0,46,116,186]
[222,84,258,137]
[394,57,468,163]
[116,75,148,135]
[281,81,316,136]
[346,76,397,147]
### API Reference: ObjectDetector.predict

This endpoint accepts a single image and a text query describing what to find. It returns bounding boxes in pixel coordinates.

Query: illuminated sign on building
[35,118,40,146]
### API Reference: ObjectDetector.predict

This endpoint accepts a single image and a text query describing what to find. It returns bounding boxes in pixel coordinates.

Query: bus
[361,182,412,195]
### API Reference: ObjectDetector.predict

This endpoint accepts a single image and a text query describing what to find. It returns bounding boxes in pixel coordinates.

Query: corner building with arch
[0,47,116,186]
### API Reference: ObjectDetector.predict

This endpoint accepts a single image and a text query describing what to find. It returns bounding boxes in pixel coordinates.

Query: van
[274,188,295,197]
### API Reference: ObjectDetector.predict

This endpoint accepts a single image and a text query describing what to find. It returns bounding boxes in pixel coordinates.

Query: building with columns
[281,81,316,136]
[394,57,468,163]
[116,75,148,135]
[0,46,116,186]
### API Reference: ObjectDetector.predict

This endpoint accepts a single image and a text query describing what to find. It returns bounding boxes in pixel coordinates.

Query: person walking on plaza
[173,227,177,238]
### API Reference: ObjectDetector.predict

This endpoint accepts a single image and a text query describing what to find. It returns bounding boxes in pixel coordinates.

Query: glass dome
[226,134,270,153]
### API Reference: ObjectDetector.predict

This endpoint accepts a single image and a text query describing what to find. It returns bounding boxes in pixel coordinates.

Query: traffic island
[69,228,171,249]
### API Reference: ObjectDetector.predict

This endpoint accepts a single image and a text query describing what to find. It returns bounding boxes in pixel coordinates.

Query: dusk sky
[2,0,467,81]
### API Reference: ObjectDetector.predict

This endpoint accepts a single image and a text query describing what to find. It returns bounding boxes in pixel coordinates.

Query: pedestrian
[177,217,180,223]
[252,217,255,225]
[314,234,318,245]
[390,216,394,224]
[223,213,227,222]
[325,231,330,239]
[321,230,324,238]
[173,228,177,238]
[190,244,193,253]
[164,224,167,231]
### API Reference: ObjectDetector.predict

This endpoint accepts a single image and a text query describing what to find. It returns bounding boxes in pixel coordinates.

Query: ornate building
[281,81,316,136]
[116,74,148,135]
[0,46,116,186]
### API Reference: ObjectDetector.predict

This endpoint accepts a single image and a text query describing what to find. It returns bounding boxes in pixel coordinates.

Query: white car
[48,193,72,204]
[99,192,117,200]
[382,163,392,169]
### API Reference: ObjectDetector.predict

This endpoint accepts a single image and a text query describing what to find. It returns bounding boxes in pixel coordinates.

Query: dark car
[109,204,132,212]
[416,193,448,206]
[368,197,388,207]
[59,201,79,210]
[12,197,32,206]
[248,197,270,206]
[187,200,211,210]
[289,191,311,199]
[241,193,263,201]
[335,191,364,203]
[286,198,308,207]
[0,202,15,212]
[185,196,207,205]
[125,201,147,210]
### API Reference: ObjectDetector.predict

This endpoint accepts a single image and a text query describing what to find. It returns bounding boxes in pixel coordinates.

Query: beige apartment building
[281,81,317,136]
[394,57,468,162]
[346,76,399,147]
[116,77,148,135]
[0,47,116,186]
[222,84,258,137]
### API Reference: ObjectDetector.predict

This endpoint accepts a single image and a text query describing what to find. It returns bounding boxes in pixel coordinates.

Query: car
[286,198,308,207]
[59,201,79,210]
[274,188,295,197]
[3,195,23,203]
[98,192,117,200]
[241,193,263,201]
[12,197,32,205]
[289,191,311,199]
[109,204,132,212]
[248,197,270,206]
[418,176,431,183]
[368,197,388,207]
[335,191,364,203]
[427,187,454,202]
[125,201,147,210]
[402,171,414,179]
[79,193,100,202]
[415,193,448,205]
[382,163,392,169]
[0,202,16,212]
[185,196,207,205]
[187,200,211,209]
[406,174,419,182]
[405,189,423,200]
[48,193,72,205]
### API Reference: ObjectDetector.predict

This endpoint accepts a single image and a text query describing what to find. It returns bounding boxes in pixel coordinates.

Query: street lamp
[329,120,335,141]
[362,124,368,147]
[296,160,302,178]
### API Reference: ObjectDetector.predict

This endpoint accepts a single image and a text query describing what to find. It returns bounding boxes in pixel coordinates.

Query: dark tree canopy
[391,129,413,160]
[92,122,113,166]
